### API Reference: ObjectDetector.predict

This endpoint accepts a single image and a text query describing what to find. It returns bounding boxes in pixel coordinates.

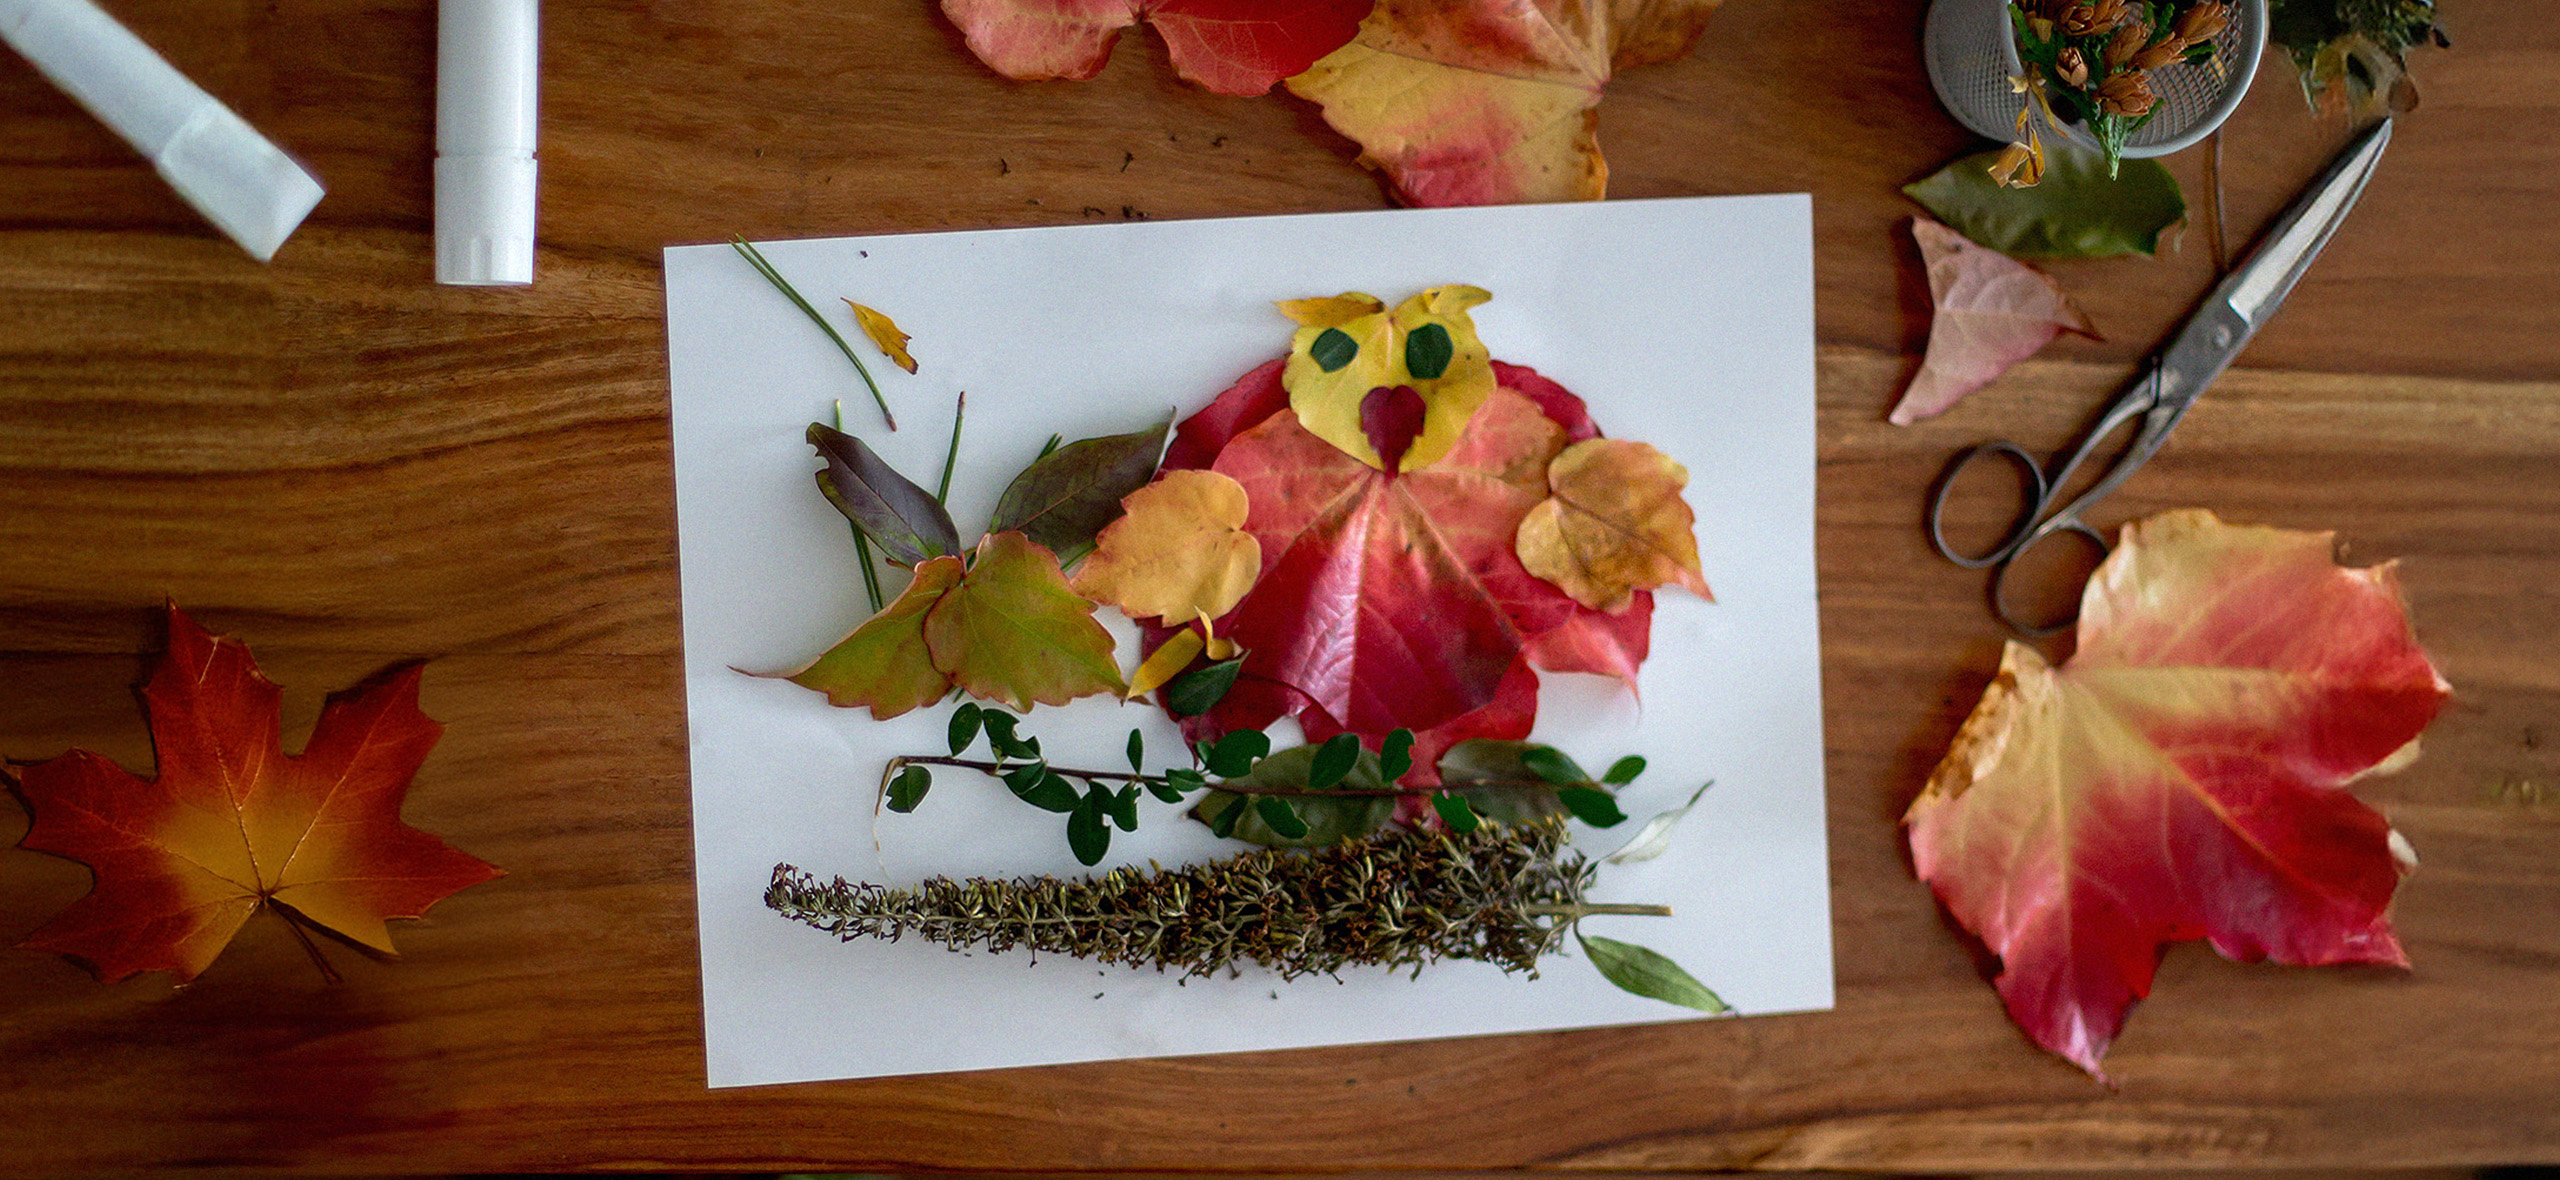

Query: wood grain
[2,0,2555,1171]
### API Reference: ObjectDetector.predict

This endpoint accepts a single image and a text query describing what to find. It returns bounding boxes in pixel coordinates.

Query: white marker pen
[0,0,325,262]
[434,0,539,285]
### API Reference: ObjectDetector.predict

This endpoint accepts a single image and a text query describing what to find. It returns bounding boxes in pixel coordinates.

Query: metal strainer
[1924,0,2268,158]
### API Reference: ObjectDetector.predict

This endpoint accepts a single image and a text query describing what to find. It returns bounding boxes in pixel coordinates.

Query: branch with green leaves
[885,701,1666,868]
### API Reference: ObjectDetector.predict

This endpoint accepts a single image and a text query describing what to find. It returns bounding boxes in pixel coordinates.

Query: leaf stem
[937,390,966,505]
[731,235,896,431]
[1525,902,1674,919]
[271,904,343,985]
[833,399,887,613]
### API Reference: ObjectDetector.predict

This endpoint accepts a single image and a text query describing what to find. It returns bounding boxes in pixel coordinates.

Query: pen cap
[434,0,539,284]
[436,0,538,154]
[435,154,537,284]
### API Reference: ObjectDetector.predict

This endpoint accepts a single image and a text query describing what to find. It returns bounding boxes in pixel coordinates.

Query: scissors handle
[1925,440,2050,569]
[1986,519,2111,637]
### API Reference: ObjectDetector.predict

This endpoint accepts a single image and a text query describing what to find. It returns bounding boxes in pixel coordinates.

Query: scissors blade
[2154,118,2394,404]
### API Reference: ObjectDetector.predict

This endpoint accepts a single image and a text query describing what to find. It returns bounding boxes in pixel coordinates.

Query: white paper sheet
[664,196,1831,1088]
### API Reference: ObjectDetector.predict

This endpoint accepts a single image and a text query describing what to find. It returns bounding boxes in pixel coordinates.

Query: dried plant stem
[769,817,1633,980]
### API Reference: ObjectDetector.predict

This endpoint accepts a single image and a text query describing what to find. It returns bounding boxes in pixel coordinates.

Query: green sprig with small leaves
[884,701,1651,867]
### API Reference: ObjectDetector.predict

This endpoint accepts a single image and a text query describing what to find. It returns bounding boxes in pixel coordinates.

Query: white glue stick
[435,0,538,285]
[0,0,325,262]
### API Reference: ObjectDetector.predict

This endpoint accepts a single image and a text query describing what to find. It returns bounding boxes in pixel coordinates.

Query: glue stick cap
[434,153,537,284]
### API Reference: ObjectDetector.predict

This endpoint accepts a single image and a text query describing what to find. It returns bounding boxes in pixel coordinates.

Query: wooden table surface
[4,1,2556,1173]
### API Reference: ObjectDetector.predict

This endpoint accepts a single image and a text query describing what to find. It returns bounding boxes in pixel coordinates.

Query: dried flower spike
[767,817,1652,981]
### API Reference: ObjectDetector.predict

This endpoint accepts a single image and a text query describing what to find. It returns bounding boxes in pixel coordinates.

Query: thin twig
[2205,131,2228,272]
[731,235,897,431]
[272,906,342,985]
[885,754,1587,801]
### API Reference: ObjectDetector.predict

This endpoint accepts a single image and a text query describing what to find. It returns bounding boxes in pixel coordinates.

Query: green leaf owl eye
[1310,327,1358,371]
[1405,321,1454,379]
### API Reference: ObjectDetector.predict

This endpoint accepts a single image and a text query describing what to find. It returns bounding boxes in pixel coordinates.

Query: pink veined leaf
[941,0,1369,96]
[1890,218,2099,426]
[1904,510,2450,1079]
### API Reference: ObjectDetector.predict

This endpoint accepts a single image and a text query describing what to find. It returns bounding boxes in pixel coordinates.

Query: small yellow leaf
[845,299,918,374]
[1281,285,1494,473]
[1516,438,1712,613]
[1126,628,1206,700]
[1071,469,1263,626]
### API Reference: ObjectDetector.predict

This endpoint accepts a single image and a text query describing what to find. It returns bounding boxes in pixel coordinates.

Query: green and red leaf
[1905,510,2450,1078]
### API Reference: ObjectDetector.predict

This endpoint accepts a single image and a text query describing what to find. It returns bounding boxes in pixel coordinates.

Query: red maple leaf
[1163,357,1650,784]
[941,0,1370,96]
[9,603,501,983]
[1905,511,2450,1078]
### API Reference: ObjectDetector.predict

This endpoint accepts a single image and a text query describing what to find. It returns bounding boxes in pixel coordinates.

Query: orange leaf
[787,555,968,719]
[942,0,1369,95]
[11,604,501,983]
[925,531,1128,710]
[1904,510,2450,1078]
[1283,0,1723,206]
[845,299,919,374]
[1516,437,1711,613]
[1890,219,2098,425]
[1071,468,1263,626]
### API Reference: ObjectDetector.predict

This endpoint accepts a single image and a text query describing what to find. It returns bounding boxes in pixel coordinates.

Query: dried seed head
[2131,40,2183,71]
[2060,0,2132,36]
[2104,20,2154,70]
[2173,2,2229,46]
[2056,46,2090,87]
[2097,71,2159,115]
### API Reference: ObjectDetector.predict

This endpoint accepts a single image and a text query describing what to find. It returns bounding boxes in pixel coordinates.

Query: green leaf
[1190,743,1394,848]
[1577,932,1729,1014]
[980,710,1027,759]
[1017,770,1081,814]
[1163,657,1243,718]
[1436,739,1570,824]
[947,703,983,756]
[1404,321,1454,379]
[1555,785,1628,827]
[1431,792,1480,833]
[1521,745,1589,786]
[1067,798,1111,866]
[1001,761,1046,794]
[1126,728,1145,774]
[1379,728,1415,782]
[1903,144,2187,258]
[785,556,963,720]
[806,423,963,566]
[1602,755,1647,785]
[1146,778,1189,804]
[887,765,932,813]
[1202,729,1271,778]
[1206,794,1245,838]
[1310,327,1358,372]
[925,532,1128,711]
[1253,795,1310,840]
[1165,767,1207,793]
[1308,732,1362,791]
[986,414,1172,558]
[1108,783,1141,832]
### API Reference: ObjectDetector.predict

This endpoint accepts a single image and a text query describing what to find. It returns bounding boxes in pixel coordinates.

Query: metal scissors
[1927,118,2395,634]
